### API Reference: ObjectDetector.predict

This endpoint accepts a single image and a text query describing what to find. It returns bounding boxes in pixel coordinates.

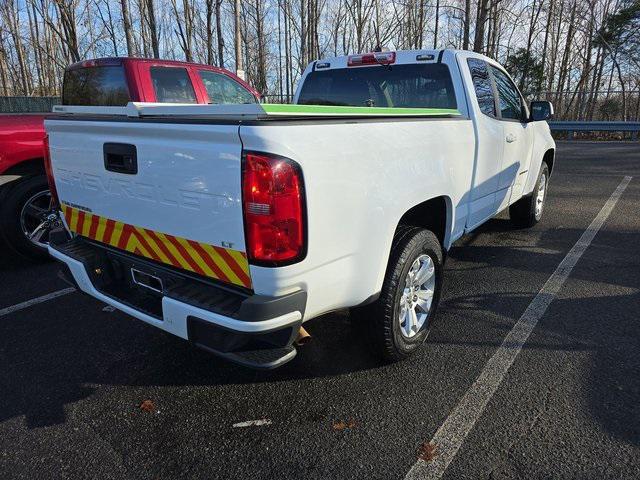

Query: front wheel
[509,162,550,228]
[354,227,444,363]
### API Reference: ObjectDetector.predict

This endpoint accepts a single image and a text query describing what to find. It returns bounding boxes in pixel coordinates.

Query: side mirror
[530,100,554,121]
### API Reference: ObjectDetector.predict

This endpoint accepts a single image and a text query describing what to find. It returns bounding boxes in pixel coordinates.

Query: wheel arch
[1,158,45,178]
[542,148,555,174]
[395,195,453,249]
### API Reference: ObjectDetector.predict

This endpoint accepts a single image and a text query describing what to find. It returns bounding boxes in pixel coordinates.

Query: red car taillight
[43,134,60,206]
[242,152,305,265]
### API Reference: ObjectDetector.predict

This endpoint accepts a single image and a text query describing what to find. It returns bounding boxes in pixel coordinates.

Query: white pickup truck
[45,49,555,369]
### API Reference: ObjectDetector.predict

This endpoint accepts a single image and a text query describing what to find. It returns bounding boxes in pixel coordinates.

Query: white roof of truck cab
[304,48,494,70]
[309,49,443,70]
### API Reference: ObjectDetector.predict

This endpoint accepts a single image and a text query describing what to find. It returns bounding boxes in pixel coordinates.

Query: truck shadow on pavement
[0,299,379,429]
[0,249,45,271]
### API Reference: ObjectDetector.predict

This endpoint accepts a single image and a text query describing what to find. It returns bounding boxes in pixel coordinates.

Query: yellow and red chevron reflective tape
[60,203,252,289]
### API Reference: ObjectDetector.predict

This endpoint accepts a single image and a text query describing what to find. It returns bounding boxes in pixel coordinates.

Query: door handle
[104,143,137,174]
[506,134,517,143]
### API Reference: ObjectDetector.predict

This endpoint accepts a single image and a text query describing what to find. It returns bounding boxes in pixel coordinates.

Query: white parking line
[0,287,76,318]
[232,419,272,428]
[405,175,632,480]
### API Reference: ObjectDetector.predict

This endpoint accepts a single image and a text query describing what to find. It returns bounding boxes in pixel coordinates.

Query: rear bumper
[49,235,306,369]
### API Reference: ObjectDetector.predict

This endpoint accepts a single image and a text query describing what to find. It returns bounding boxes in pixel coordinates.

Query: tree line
[1,0,639,120]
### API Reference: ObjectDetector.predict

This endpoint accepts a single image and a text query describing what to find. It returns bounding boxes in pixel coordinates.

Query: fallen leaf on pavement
[139,400,155,413]
[417,441,437,462]
[332,419,357,431]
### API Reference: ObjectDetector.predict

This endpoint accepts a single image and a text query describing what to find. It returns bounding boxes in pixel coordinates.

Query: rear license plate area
[92,253,169,319]
[54,237,248,321]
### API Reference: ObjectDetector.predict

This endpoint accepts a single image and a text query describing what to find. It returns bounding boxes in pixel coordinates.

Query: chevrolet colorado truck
[0,57,259,260]
[45,49,555,368]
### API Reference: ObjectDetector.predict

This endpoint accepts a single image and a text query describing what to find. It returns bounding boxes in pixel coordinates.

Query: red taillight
[348,51,396,67]
[242,152,305,265]
[43,135,59,206]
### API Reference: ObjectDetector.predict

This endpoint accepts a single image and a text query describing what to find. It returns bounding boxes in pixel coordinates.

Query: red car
[0,57,260,260]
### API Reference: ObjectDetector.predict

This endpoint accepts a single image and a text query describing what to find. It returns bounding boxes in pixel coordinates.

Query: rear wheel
[353,227,444,362]
[0,175,56,261]
[509,162,549,228]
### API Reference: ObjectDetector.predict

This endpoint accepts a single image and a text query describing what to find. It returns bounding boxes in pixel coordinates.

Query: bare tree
[120,0,135,56]
[235,0,243,77]
[463,0,471,50]
[1,0,638,122]
[146,0,160,58]
[1,0,32,93]
[474,0,490,53]
[215,0,224,66]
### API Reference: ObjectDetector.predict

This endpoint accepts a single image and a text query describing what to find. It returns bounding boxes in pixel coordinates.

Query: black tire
[0,175,52,261]
[509,162,550,228]
[353,227,444,363]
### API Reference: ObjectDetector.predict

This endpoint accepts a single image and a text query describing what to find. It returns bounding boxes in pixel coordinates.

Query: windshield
[297,63,457,109]
[63,66,130,106]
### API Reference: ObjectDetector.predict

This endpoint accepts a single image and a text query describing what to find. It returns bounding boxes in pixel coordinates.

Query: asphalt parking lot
[1,141,638,480]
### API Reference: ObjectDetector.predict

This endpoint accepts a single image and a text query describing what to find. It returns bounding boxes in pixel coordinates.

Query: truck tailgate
[46,119,251,289]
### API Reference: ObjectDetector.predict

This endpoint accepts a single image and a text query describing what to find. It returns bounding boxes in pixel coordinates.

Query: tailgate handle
[104,143,138,174]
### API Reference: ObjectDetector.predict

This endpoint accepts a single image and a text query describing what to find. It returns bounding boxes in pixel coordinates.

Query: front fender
[524,122,556,195]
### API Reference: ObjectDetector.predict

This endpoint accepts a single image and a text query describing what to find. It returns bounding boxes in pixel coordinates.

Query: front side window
[466,58,495,117]
[489,66,523,121]
[150,67,197,103]
[297,63,457,109]
[198,71,256,104]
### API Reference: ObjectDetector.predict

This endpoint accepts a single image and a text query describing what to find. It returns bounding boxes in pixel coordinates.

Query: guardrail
[549,121,640,139]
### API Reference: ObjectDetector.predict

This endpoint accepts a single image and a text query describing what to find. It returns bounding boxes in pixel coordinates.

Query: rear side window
[489,66,523,121]
[466,59,495,117]
[297,63,457,109]
[150,67,197,103]
[198,71,256,104]
[63,66,130,106]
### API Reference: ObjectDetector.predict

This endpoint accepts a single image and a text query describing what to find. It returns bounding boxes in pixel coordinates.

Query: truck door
[464,58,503,230]
[488,65,534,211]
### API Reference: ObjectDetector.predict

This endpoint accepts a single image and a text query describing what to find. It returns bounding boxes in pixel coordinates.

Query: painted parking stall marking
[0,287,76,318]
[60,203,252,288]
[232,419,272,428]
[404,175,633,480]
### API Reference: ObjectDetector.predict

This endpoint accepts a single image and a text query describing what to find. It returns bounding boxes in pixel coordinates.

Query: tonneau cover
[53,102,460,120]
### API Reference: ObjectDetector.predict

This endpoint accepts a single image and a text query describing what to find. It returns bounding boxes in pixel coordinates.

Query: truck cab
[62,57,260,106]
